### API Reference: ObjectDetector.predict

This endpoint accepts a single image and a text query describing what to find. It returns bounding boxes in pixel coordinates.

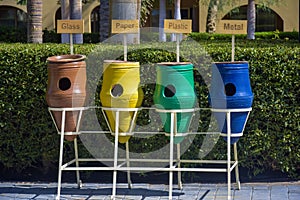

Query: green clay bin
[153,62,196,144]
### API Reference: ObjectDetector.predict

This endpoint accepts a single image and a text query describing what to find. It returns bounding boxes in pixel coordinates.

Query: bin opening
[111,84,123,97]
[164,85,176,97]
[225,83,236,96]
[59,77,71,91]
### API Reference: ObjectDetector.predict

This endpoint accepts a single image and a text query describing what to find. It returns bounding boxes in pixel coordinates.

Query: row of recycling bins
[46,54,253,144]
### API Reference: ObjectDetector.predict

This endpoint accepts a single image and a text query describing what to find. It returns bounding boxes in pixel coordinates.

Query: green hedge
[0,41,299,179]
[1,26,298,44]
[189,31,299,41]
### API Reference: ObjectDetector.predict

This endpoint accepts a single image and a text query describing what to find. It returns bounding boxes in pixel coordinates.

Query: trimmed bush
[0,42,299,179]
[0,26,298,44]
[189,31,299,42]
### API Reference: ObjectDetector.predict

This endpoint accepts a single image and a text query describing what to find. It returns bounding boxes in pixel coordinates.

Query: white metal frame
[48,106,252,200]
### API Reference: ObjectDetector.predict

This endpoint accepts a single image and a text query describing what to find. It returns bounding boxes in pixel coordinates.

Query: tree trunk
[206,0,219,33]
[171,0,181,41]
[174,0,181,19]
[247,0,256,39]
[27,0,43,43]
[99,0,110,42]
[159,0,166,42]
[60,0,70,43]
[70,0,83,44]
[111,0,139,44]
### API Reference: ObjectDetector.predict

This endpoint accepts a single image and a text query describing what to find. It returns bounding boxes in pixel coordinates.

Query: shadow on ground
[0,162,296,184]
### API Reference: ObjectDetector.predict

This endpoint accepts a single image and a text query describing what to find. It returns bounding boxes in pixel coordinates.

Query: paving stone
[88,195,111,200]
[16,193,37,199]
[178,194,198,200]
[0,181,298,200]
[149,184,168,191]
[252,187,270,200]
[143,197,161,200]
[233,186,252,200]
[0,193,18,198]
[122,195,143,200]
[288,186,300,200]
[289,193,300,200]
[34,194,57,199]
[0,196,17,200]
[270,185,288,200]
[159,196,178,200]
[215,187,234,199]
[288,185,300,192]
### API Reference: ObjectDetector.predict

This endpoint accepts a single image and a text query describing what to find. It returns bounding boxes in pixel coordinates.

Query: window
[91,6,99,33]
[55,8,61,29]
[222,5,283,32]
[0,6,27,28]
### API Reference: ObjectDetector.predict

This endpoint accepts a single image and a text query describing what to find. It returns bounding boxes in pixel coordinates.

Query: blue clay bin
[209,61,253,144]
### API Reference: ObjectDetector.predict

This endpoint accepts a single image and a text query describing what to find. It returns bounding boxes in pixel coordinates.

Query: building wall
[199,0,299,32]
[0,0,299,33]
[0,0,25,12]
[0,0,100,33]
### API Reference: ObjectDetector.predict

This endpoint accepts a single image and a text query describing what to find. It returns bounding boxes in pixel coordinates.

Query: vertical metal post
[169,112,175,200]
[234,143,241,190]
[226,111,231,200]
[126,141,132,189]
[111,110,120,200]
[74,138,81,188]
[176,34,180,62]
[56,110,66,200]
[177,143,182,190]
[124,34,127,61]
[70,33,74,55]
[231,35,235,62]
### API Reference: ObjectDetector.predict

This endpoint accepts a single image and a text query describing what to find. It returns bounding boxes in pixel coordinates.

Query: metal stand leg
[74,138,82,188]
[126,141,132,189]
[56,110,66,200]
[226,112,231,200]
[111,111,120,200]
[234,143,241,190]
[177,144,182,190]
[168,112,175,200]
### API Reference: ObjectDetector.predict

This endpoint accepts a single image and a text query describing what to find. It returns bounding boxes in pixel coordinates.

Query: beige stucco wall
[0,0,298,33]
[0,0,26,12]
[199,0,299,32]
[0,0,100,33]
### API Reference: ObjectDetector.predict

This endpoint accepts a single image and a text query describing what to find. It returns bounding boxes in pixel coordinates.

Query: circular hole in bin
[164,85,176,97]
[225,83,236,96]
[59,77,71,91]
[111,84,123,97]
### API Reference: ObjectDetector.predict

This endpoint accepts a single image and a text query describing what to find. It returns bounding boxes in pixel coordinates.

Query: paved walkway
[0,181,299,200]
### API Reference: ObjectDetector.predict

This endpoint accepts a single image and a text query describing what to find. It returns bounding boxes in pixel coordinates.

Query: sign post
[164,19,192,62]
[57,20,84,54]
[111,20,139,61]
[216,20,247,62]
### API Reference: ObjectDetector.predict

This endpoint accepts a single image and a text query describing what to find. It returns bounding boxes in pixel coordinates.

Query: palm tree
[17,0,43,43]
[60,0,83,44]
[70,0,83,44]
[99,0,110,42]
[60,0,70,43]
[159,0,167,42]
[111,0,140,44]
[206,0,219,33]
[171,0,181,41]
[247,0,256,39]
